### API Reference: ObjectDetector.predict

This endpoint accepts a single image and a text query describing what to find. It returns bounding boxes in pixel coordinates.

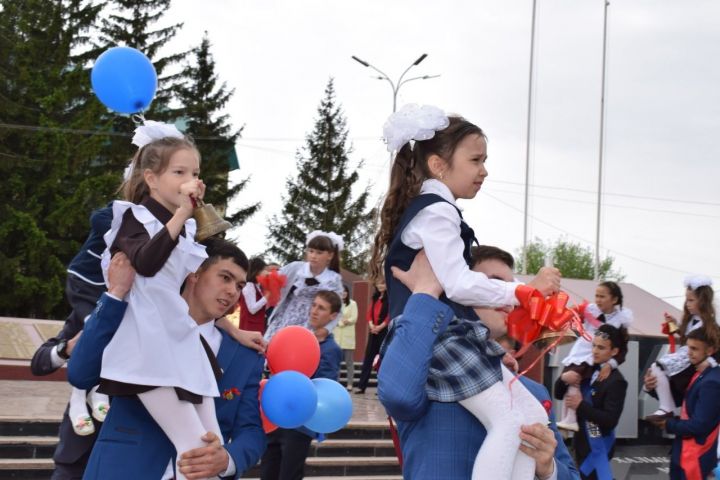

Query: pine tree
[0,0,112,317]
[176,33,259,226]
[267,79,375,273]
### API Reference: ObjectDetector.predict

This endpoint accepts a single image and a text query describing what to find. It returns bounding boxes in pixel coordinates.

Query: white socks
[68,386,109,436]
[651,363,677,415]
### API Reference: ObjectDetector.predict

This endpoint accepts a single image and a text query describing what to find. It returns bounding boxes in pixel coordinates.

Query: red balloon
[266,325,320,377]
[258,379,278,434]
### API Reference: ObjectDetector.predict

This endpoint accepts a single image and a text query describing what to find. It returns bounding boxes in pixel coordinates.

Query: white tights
[650,363,677,414]
[138,387,222,480]
[459,365,549,480]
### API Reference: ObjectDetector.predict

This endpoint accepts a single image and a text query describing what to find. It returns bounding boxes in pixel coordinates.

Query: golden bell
[193,199,231,242]
[665,320,679,335]
[533,328,578,349]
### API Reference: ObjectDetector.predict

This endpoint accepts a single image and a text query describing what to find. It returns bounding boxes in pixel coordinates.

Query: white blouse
[241,282,267,314]
[400,179,521,307]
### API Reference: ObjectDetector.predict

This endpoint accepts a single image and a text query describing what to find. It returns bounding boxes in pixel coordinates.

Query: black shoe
[354,389,365,395]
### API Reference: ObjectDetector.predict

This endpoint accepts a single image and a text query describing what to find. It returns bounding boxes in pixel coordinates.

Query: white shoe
[91,402,109,422]
[72,415,95,436]
[556,421,579,432]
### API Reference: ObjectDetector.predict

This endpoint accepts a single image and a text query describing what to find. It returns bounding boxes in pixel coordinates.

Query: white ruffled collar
[420,179,461,211]
[295,262,335,286]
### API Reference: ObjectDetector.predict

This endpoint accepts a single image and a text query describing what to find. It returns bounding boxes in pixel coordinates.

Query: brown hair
[307,234,341,273]
[314,290,342,314]
[680,285,716,345]
[686,323,720,351]
[119,136,199,203]
[471,245,515,270]
[368,116,485,281]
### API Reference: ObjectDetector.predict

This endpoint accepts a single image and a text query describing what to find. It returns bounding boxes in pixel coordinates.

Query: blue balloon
[303,378,353,434]
[91,46,157,114]
[261,371,317,428]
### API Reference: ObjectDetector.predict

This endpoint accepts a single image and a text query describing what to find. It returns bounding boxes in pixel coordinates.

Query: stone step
[241,456,401,478]
[0,458,54,480]
[0,437,57,460]
[310,438,395,457]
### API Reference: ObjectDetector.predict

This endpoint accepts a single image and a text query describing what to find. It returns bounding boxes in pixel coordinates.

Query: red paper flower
[222,387,241,400]
[542,400,552,415]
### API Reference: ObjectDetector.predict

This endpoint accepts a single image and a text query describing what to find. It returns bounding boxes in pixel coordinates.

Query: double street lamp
[351,53,440,113]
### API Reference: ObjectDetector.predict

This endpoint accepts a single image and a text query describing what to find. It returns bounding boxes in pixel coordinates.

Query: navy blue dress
[384,194,505,402]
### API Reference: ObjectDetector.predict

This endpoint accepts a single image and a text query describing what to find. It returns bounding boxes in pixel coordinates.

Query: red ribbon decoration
[257,268,288,307]
[661,322,677,353]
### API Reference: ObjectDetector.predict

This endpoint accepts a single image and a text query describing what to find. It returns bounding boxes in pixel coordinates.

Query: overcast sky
[162,0,720,309]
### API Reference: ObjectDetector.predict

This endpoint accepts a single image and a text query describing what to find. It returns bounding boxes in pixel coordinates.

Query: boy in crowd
[647,328,720,480]
[260,290,343,480]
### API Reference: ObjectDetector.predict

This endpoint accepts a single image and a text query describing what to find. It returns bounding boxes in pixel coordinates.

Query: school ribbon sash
[679,372,720,480]
[579,381,615,480]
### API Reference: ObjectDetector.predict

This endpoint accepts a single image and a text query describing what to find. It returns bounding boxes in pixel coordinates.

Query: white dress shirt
[400,179,521,307]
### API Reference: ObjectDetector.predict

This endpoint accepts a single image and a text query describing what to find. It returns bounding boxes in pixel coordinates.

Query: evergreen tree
[267,80,375,273]
[517,239,624,281]
[176,33,259,226]
[0,0,113,318]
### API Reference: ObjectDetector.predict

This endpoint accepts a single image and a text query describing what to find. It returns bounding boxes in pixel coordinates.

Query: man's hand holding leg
[178,432,230,479]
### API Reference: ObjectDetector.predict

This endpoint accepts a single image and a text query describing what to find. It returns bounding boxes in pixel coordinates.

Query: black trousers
[357,329,387,391]
[260,428,313,480]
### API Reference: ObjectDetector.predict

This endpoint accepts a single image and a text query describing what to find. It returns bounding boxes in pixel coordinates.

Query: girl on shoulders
[264,231,344,341]
[556,281,633,431]
[646,276,718,420]
[371,104,560,480]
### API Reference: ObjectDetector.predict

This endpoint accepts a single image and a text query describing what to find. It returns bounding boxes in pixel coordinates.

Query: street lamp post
[351,54,439,113]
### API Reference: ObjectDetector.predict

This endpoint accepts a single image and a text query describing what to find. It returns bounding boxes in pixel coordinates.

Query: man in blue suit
[647,327,720,480]
[68,237,266,479]
[378,246,579,480]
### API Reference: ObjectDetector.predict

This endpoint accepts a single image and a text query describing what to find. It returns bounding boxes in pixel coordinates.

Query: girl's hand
[234,329,266,353]
[528,267,561,297]
[177,179,206,218]
[663,312,677,325]
[502,352,519,372]
[597,363,612,382]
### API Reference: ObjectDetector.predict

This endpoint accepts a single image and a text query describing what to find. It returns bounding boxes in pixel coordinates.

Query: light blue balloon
[261,371,317,428]
[91,46,157,114]
[303,378,353,434]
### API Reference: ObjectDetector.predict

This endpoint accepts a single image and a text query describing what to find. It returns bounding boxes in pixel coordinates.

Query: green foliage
[267,79,375,273]
[176,33,259,226]
[516,238,625,281]
[0,0,109,317]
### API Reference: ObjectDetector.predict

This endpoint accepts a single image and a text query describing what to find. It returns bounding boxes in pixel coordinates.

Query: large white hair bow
[683,275,713,291]
[131,120,184,148]
[382,104,449,153]
[306,230,344,251]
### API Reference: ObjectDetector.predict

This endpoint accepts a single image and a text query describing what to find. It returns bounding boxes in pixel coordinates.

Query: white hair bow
[382,104,449,153]
[306,230,344,251]
[131,120,184,148]
[683,275,713,291]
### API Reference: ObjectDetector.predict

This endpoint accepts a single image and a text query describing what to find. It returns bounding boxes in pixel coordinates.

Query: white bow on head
[382,104,449,153]
[131,120,184,148]
[683,275,713,291]
[306,230,344,251]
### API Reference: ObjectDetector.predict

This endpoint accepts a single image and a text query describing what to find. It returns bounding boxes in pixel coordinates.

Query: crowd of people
[28,106,719,480]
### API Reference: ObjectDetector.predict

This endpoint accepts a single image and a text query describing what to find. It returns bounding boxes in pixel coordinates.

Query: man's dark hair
[315,290,342,314]
[596,323,629,353]
[470,245,515,270]
[200,237,249,272]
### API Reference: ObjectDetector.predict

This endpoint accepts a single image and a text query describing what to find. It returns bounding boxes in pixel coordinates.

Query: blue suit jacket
[666,365,720,480]
[67,293,266,479]
[378,294,580,480]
